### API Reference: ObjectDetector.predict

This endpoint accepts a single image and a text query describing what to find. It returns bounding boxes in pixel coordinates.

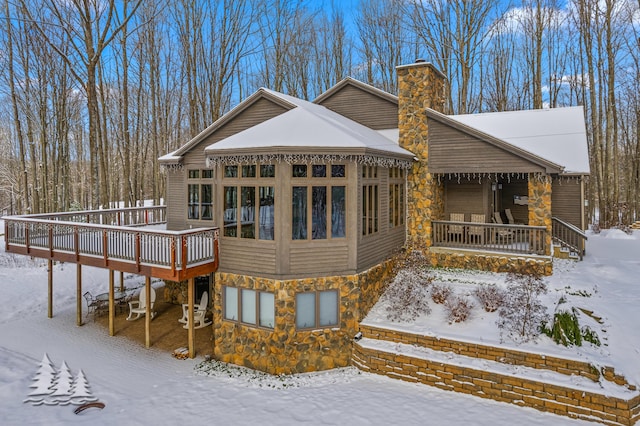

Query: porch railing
[552,217,587,260]
[432,220,547,255]
[2,207,218,280]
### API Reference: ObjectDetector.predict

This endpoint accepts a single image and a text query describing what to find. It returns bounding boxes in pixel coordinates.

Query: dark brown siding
[317,84,398,130]
[552,178,585,229]
[428,120,545,174]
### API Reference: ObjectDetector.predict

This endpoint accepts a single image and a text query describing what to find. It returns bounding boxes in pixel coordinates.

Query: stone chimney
[397,60,446,252]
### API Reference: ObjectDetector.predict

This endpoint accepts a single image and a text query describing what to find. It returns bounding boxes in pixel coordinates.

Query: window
[187,169,213,220]
[389,167,405,228]
[296,290,339,329]
[291,164,346,240]
[362,166,378,235]
[223,286,274,329]
[223,164,275,240]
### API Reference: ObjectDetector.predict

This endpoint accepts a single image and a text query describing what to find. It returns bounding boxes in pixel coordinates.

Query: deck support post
[188,277,195,358]
[108,270,115,336]
[47,259,53,318]
[145,276,151,348]
[76,264,82,326]
[119,271,124,292]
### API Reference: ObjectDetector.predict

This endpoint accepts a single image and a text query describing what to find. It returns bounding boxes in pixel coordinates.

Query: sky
[0,224,638,425]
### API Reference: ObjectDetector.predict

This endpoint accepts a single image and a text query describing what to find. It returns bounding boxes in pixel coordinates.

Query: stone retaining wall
[352,343,640,425]
[359,324,633,388]
[428,248,553,276]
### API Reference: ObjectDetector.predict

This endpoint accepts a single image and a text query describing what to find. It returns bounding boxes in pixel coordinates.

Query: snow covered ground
[0,223,637,425]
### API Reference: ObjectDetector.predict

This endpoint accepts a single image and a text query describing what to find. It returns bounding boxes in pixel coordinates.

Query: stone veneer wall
[397,62,446,252]
[212,259,395,375]
[428,248,553,276]
[528,174,553,255]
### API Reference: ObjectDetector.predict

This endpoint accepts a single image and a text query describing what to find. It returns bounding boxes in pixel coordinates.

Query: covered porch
[2,206,219,358]
[433,173,551,256]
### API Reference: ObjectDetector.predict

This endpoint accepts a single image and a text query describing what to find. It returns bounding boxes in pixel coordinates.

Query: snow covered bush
[444,295,474,323]
[384,268,433,322]
[430,283,452,304]
[474,284,505,312]
[497,273,549,343]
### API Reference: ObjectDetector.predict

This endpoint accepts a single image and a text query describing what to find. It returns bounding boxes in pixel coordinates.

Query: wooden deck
[2,206,219,281]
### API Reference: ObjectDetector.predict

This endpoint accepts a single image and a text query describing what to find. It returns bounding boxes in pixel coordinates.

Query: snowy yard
[0,224,637,425]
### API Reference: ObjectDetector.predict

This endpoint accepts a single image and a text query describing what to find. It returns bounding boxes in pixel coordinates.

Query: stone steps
[352,324,640,425]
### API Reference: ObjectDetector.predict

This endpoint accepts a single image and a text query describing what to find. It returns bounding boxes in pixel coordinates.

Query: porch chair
[178,291,212,329]
[492,212,514,243]
[468,214,486,244]
[504,208,521,225]
[126,287,156,321]
[448,213,465,243]
[83,291,106,317]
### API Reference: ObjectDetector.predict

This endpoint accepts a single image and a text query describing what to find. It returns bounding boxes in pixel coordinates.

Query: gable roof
[204,88,414,160]
[446,106,590,175]
[158,88,297,164]
[313,77,398,105]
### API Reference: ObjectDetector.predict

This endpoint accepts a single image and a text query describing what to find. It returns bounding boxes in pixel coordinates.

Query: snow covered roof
[204,89,414,160]
[447,106,590,175]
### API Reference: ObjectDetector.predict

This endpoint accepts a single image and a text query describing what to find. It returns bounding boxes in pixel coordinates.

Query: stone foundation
[212,259,395,375]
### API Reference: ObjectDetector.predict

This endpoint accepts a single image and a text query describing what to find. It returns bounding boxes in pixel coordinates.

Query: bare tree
[409,0,501,114]
[356,0,413,94]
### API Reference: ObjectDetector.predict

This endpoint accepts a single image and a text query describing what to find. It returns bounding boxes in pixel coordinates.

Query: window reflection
[292,186,307,240]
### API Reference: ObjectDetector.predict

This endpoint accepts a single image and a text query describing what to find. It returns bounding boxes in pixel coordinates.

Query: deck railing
[432,220,547,255]
[552,217,587,260]
[2,207,218,280]
[20,205,166,227]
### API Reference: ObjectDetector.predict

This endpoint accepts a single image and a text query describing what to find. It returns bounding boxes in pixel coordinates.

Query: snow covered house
[3,61,589,373]
[156,61,589,373]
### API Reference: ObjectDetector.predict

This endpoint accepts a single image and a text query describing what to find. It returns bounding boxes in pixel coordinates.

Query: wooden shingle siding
[428,121,545,174]
[317,84,398,130]
[552,178,585,229]
[166,171,186,230]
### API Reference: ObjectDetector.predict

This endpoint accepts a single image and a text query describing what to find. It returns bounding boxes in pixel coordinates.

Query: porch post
[188,277,195,359]
[76,264,82,326]
[108,270,115,336]
[47,259,53,318]
[119,271,124,292]
[528,174,553,256]
[145,276,151,348]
